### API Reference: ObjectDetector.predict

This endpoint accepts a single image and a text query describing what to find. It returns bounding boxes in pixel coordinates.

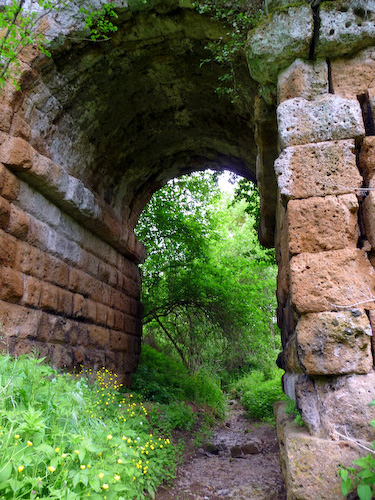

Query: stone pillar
[247,2,375,498]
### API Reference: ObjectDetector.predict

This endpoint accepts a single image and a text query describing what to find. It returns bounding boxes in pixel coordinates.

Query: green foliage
[194,0,265,100]
[232,369,286,422]
[284,398,304,427]
[0,0,118,90]
[339,400,375,499]
[131,345,227,419]
[0,352,180,499]
[136,172,280,380]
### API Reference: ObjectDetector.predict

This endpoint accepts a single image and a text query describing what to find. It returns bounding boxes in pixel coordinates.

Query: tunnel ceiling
[20,1,259,226]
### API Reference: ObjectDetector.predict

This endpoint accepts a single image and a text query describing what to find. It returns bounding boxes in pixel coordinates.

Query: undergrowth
[231,368,286,422]
[0,347,225,499]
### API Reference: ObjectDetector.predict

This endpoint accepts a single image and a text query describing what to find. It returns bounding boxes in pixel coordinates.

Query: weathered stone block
[0,135,33,169]
[87,325,109,349]
[0,300,41,340]
[73,293,86,319]
[331,47,375,99]
[44,254,69,288]
[360,187,375,248]
[8,205,29,239]
[280,334,303,373]
[275,401,368,500]
[0,106,13,133]
[0,163,20,200]
[277,96,365,149]
[0,266,24,302]
[96,303,108,326]
[21,275,42,308]
[316,2,375,59]
[86,299,97,323]
[57,288,73,316]
[290,248,375,314]
[274,140,361,201]
[109,331,130,352]
[278,59,328,103]
[0,196,10,230]
[293,372,375,441]
[296,310,373,376]
[39,282,59,312]
[246,5,313,87]
[10,115,31,141]
[0,229,17,267]
[287,194,358,255]
[14,243,46,280]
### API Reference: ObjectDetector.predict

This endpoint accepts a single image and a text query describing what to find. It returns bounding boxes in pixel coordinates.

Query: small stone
[278,59,328,103]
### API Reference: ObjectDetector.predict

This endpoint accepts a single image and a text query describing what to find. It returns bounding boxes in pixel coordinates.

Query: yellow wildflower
[17,465,24,472]
[102,484,109,490]
[48,466,56,472]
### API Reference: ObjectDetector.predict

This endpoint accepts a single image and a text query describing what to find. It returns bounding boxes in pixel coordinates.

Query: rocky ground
[155,401,287,500]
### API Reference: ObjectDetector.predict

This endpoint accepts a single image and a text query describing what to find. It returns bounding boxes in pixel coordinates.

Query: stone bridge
[1,0,375,497]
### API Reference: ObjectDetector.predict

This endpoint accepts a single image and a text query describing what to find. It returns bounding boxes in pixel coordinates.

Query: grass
[0,347,227,499]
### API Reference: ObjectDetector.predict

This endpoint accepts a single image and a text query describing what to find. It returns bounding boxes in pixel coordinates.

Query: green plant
[339,400,375,500]
[194,0,264,101]
[284,398,304,427]
[0,0,118,90]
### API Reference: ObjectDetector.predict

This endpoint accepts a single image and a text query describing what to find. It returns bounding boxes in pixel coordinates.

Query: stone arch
[2,0,375,497]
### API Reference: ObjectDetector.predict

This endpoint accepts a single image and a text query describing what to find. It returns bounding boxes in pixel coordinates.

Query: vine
[193,0,265,101]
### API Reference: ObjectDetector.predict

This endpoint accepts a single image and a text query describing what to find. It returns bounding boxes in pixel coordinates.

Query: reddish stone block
[10,115,31,141]
[73,294,86,319]
[0,106,13,133]
[109,331,129,352]
[87,325,110,349]
[123,314,138,336]
[290,249,375,314]
[96,303,108,326]
[58,288,73,316]
[0,300,41,339]
[122,276,140,300]
[0,163,20,200]
[8,205,29,239]
[0,229,17,267]
[44,255,69,288]
[113,310,124,331]
[287,194,358,255]
[106,307,115,329]
[21,275,41,308]
[0,135,33,169]
[0,266,23,303]
[15,243,46,280]
[0,196,10,230]
[86,299,97,323]
[39,282,59,312]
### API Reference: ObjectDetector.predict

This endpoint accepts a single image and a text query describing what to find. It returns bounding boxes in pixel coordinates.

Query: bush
[232,369,286,421]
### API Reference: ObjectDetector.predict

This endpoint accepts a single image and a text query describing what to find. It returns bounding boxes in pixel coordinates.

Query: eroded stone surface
[290,248,375,314]
[275,401,368,500]
[277,95,365,149]
[287,194,358,255]
[278,59,328,103]
[246,4,313,91]
[292,372,375,441]
[331,47,375,99]
[296,310,373,376]
[274,140,361,201]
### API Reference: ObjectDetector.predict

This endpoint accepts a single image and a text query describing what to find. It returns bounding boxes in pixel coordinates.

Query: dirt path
[156,401,287,500]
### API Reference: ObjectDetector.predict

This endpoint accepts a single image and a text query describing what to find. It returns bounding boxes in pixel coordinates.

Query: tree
[136,171,280,378]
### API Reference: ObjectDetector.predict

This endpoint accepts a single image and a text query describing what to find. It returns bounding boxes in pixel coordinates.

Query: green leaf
[358,484,373,500]
[0,462,12,483]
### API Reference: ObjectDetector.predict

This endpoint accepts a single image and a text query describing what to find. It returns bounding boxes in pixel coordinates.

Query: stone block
[246,4,313,87]
[0,106,13,132]
[21,275,42,308]
[0,196,10,230]
[277,95,365,149]
[106,307,115,329]
[279,334,303,373]
[316,2,375,59]
[278,59,328,103]
[10,115,31,141]
[39,282,59,313]
[290,248,375,314]
[293,372,375,441]
[14,243,46,280]
[109,331,130,352]
[73,294,86,319]
[57,288,73,316]
[0,229,17,267]
[360,187,375,248]
[87,325,110,349]
[113,310,124,331]
[0,135,33,169]
[359,136,375,183]
[287,194,358,255]
[96,303,108,326]
[0,266,23,302]
[274,140,361,201]
[0,300,41,340]
[8,205,29,239]
[330,47,375,100]
[86,299,97,323]
[275,401,368,500]
[0,163,20,200]
[44,254,69,288]
[296,309,373,376]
